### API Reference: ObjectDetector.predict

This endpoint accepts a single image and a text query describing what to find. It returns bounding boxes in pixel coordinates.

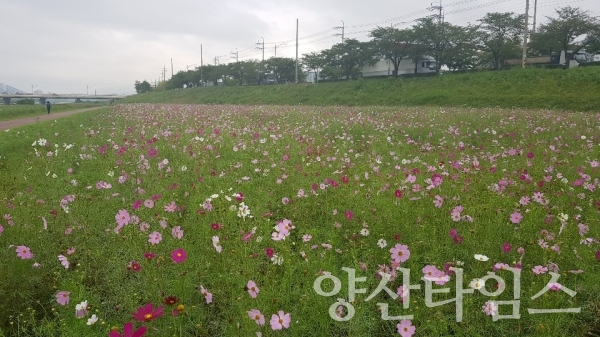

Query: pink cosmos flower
[433,195,444,208]
[532,265,548,275]
[171,226,183,239]
[247,309,265,326]
[55,291,70,306]
[345,210,354,221]
[164,202,177,213]
[16,245,33,259]
[397,319,416,337]
[200,286,213,304]
[390,244,410,263]
[58,254,70,269]
[548,282,562,291]
[422,265,440,280]
[502,242,512,253]
[510,211,523,224]
[143,199,154,208]
[115,209,131,227]
[212,236,222,253]
[482,301,498,316]
[171,248,187,263]
[139,222,150,232]
[247,280,260,298]
[148,231,162,245]
[131,303,164,322]
[109,322,147,337]
[270,310,291,330]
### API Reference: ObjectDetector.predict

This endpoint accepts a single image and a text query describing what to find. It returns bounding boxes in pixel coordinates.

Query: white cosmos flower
[469,278,484,290]
[87,314,98,325]
[474,254,489,261]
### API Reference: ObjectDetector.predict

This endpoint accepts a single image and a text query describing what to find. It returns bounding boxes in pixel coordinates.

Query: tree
[167,70,195,89]
[368,27,415,77]
[228,60,261,85]
[134,80,152,93]
[530,6,599,68]
[476,12,525,70]
[302,51,326,83]
[198,64,227,86]
[321,39,376,80]
[265,57,297,83]
[412,17,451,72]
[444,24,481,70]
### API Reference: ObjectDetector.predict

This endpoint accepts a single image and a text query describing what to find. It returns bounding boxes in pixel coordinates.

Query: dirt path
[0,107,104,131]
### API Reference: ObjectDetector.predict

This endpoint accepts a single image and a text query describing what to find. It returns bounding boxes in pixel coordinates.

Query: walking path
[0,107,104,131]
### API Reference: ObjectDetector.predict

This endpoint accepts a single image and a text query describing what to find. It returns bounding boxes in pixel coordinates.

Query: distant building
[361,57,437,77]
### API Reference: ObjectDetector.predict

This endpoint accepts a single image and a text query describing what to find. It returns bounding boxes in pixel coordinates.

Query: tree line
[135,6,599,93]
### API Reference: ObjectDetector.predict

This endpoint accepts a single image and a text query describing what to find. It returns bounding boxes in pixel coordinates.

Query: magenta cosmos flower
[109,322,147,337]
[390,244,410,263]
[270,310,291,330]
[16,245,33,259]
[265,247,275,258]
[246,280,260,298]
[55,291,70,306]
[171,248,187,263]
[131,303,164,322]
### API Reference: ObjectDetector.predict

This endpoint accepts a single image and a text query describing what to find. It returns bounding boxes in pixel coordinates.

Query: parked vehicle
[261,73,277,85]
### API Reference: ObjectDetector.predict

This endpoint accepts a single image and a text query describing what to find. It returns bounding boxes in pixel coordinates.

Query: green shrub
[16,98,35,105]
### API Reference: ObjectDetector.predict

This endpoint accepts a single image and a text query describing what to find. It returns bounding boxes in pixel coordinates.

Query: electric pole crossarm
[333,20,345,43]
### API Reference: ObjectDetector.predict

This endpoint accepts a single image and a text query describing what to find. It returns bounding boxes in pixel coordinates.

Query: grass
[0,103,599,336]
[0,103,108,121]
[122,67,600,112]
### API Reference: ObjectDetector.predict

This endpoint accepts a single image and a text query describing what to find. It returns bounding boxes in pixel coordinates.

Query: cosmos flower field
[1,104,599,337]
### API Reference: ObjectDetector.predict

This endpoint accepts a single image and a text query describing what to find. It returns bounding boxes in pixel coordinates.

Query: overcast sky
[2,0,598,95]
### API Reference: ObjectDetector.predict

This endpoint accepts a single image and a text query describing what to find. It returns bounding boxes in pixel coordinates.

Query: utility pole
[532,0,538,34]
[256,38,265,62]
[171,58,173,78]
[522,0,530,68]
[429,0,444,72]
[275,44,283,58]
[334,20,345,43]
[295,19,299,83]
[231,48,239,63]
[200,44,203,66]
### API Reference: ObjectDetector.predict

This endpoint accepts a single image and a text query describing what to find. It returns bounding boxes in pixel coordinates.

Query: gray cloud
[1,0,597,94]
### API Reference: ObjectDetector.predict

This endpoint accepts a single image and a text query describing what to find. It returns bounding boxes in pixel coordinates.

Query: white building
[361,56,437,77]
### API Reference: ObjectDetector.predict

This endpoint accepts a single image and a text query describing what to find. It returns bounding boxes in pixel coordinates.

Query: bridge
[0,93,127,105]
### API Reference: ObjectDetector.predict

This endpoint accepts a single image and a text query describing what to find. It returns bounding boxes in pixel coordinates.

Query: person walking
[46,100,51,114]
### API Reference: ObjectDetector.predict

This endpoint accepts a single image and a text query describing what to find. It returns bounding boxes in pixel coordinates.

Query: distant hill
[0,82,26,94]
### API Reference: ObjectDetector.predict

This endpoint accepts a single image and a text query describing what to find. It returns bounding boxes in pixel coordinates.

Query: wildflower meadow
[1,104,599,336]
